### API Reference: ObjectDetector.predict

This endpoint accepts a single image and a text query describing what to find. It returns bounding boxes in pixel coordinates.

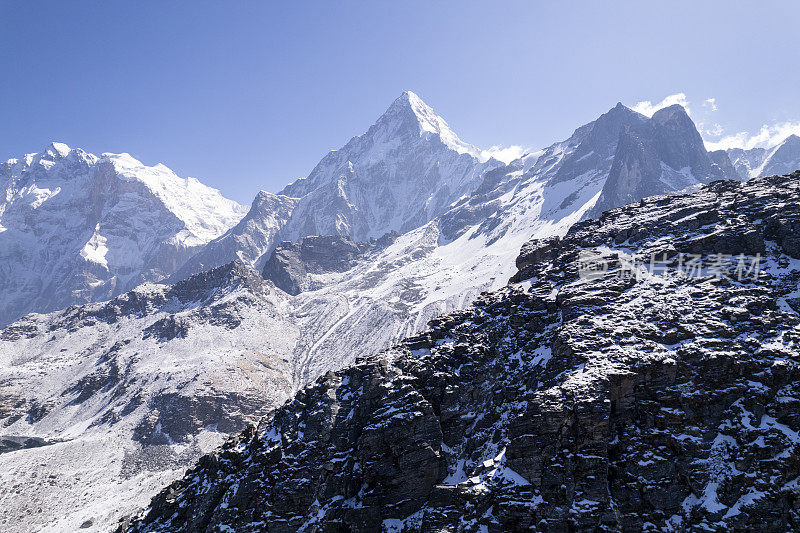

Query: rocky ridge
[125,173,800,532]
[171,191,297,281]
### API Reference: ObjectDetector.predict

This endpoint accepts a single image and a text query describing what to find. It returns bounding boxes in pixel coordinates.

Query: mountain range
[5,92,796,330]
[1,92,798,532]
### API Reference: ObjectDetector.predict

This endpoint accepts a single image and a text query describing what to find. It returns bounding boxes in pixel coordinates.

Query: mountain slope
[277,91,502,242]
[171,191,297,280]
[124,172,800,532]
[0,261,296,532]
[757,134,800,177]
[0,143,247,327]
[0,99,750,531]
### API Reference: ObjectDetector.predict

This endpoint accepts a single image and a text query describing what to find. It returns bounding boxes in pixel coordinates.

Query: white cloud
[632,93,690,117]
[704,123,724,137]
[704,121,800,151]
[483,145,528,164]
[631,92,799,152]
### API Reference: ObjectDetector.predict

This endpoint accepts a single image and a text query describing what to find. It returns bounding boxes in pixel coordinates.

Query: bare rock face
[122,173,800,532]
[590,104,734,217]
[262,233,398,295]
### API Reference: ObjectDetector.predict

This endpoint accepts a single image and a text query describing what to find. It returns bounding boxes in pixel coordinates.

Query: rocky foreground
[123,173,800,532]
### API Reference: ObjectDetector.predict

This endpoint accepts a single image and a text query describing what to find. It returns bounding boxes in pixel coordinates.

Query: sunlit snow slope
[0,143,247,327]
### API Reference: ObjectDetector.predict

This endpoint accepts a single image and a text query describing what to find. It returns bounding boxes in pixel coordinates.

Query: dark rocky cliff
[123,173,800,532]
[262,233,397,296]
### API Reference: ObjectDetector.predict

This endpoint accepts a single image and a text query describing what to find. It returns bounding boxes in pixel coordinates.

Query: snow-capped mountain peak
[99,152,247,244]
[0,145,247,327]
[4,142,97,173]
[263,91,504,244]
[759,133,800,176]
[174,90,505,287]
[374,90,483,159]
[45,141,72,158]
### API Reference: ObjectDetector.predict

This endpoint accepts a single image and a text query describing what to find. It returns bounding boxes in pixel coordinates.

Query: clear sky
[2,1,799,203]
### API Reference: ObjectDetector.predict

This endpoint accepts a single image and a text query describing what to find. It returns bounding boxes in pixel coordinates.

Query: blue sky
[2,1,799,203]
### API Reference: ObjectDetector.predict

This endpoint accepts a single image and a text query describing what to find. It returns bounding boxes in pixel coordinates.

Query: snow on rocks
[124,173,800,532]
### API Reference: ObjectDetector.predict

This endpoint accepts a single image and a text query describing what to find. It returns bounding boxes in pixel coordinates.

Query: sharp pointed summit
[371,90,482,159]
[179,91,502,279]
[379,90,439,123]
[267,91,501,243]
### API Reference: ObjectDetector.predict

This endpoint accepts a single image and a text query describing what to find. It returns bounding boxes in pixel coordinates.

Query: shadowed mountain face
[589,104,732,216]
[262,233,397,296]
[762,135,800,176]
[123,173,800,532]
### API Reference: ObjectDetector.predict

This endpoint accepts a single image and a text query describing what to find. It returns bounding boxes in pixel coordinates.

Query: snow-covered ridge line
[726,134,800,180]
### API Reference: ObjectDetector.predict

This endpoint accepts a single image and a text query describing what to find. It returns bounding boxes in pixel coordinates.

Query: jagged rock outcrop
[123,173,800,532]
